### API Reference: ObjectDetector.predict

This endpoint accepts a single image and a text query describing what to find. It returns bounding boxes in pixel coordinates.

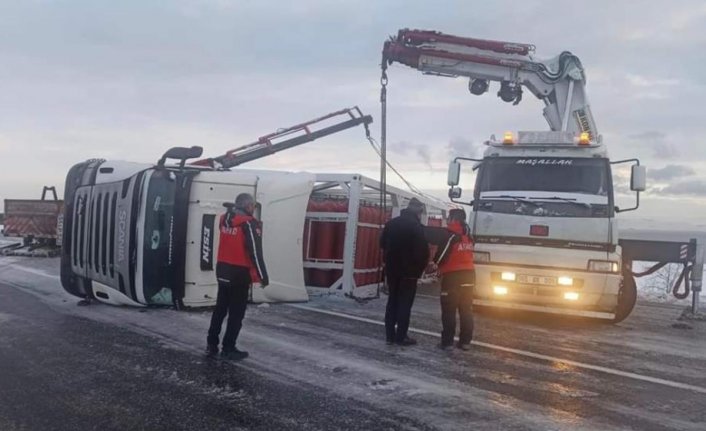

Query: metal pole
[691,238,703,314]
[342,177,362,297]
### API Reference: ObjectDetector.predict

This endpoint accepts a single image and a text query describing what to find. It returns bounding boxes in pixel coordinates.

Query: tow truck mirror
[630,165,646,192]
[449,187,462,199]
[158,146,204,168]
[448,161,461,186]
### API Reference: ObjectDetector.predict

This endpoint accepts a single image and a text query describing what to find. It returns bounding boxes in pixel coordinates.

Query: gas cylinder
[354,202,369,286]
[332,199,348,261]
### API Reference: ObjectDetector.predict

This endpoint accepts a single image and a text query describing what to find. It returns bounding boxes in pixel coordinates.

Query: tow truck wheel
[614,273,637,323]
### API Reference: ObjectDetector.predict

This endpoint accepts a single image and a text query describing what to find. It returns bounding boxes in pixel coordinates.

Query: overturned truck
[59,108,447,308]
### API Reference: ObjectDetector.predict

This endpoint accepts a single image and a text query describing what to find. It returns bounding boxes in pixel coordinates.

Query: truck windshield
[475,157,612,217]
[478,157,610,197]
[142,170,177,305]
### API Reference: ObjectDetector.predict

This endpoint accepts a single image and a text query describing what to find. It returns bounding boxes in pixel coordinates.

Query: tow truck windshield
[475,157,612,217]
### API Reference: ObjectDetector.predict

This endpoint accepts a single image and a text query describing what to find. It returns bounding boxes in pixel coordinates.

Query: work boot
[396,337,417,346]
[438,342,453,351]
[456,342,471,351]
[221,349,249,361]
[386,338,394,346]
[205,345,219,358]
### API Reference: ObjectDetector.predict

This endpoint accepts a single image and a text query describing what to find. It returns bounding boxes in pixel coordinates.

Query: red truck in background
[2,186,63,256]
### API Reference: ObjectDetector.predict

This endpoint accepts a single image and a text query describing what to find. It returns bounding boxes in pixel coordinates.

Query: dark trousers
[207,263,251,352]
[440,270,475,346]
[385,276,418,342]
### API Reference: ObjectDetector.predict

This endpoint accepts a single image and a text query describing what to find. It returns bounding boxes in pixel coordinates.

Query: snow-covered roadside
[634,261,701,305]
[0,228,21,248]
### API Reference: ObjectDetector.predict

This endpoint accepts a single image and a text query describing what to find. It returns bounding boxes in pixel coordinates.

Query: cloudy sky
[1,0,705,229]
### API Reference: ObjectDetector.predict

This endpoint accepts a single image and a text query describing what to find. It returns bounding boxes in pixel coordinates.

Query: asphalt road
[0,284,428,431]
[1,256,705,430]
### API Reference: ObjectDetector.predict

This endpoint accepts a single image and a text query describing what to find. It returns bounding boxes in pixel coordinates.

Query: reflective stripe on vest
[439,234,474,274]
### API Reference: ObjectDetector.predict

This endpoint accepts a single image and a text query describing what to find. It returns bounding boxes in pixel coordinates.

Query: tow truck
[382,29,648,322]
[59,108,373,308]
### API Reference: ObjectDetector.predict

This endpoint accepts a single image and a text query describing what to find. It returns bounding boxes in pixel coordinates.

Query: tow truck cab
[448,131,646,321]
[60,156,313,308]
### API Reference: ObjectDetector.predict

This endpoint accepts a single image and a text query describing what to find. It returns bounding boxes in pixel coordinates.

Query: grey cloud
[652,179,706,196]
[649,164,695,181]
[629,131,667,141]
[390,141,433,170]
[447,137,482,159]
[1,0,706,225]
[627,131,680,159]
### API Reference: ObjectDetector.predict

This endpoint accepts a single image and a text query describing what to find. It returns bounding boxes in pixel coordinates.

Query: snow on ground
[0,239,17,248]
[1,255,706,430]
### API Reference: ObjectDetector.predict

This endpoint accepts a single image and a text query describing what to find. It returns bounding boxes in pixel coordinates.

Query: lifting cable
[629,262,692,300]
[373,62,450,207]
[376,61,389,294]
[373,59,452,294]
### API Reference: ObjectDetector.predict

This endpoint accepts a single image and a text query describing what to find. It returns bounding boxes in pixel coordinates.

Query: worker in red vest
[206,193,269,361]
[433,208,475,350]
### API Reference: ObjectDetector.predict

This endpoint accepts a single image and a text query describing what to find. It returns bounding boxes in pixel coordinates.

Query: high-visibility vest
[438,221,474,275]
[216,213,262,282]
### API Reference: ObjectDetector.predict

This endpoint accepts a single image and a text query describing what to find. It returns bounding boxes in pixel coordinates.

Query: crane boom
[382,29,597,138]
[192,107,373,169]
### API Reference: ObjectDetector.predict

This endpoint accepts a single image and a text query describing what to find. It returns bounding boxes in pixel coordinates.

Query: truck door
[252,172,315,303]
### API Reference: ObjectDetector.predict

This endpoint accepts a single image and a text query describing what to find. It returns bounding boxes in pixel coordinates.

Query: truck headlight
[493,286,508,295]
[558,276,573,286]
[474,252,491,264]
[564,292,580,301]
[501,272,516,281]
[588,260,620,273]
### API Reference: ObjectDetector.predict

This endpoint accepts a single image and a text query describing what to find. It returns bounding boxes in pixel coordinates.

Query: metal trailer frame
[303,173,447,299]
[619,229,705,314]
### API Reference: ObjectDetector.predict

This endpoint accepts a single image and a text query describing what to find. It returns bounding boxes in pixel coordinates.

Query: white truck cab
[448,131,646,321]
[60,158,315,308]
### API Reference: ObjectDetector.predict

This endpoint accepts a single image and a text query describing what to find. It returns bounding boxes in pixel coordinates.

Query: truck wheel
[614,273,637,323]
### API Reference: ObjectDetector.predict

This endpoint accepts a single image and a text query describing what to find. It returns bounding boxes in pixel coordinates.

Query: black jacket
[380,209,430,279]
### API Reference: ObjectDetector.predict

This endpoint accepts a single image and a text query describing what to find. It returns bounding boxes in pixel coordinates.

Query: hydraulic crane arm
[192,107,373,169]
[382,29,597,138]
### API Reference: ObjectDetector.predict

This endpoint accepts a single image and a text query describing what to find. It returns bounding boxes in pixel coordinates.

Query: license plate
[517,274,556,286]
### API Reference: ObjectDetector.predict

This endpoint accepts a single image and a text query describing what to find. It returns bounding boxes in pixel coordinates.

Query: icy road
[1,256,705,431]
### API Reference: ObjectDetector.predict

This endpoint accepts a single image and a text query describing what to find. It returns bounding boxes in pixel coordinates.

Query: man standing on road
[380,198,429,346]
[432,208,475,351]
[207,193,269,361]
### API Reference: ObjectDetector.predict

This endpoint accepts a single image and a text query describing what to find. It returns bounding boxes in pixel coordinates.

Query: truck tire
[614,273,637,323]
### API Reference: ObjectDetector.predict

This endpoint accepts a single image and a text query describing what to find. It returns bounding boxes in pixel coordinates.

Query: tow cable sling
[376,60,388,296]
[629,262,692,300]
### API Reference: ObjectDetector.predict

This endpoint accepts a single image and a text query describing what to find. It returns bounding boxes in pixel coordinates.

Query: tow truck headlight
[558,276,573,286]
[501,272,516,281]
[588,260,620,273]
[564,292,580,301]
[493,286,508,295]
[474,252,491,264]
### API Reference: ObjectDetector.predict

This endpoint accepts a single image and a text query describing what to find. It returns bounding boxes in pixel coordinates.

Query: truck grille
[71,182,127,293]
